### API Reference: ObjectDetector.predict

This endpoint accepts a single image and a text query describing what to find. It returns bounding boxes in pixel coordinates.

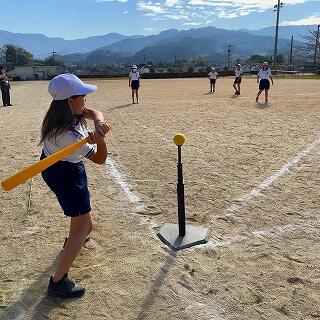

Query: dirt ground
[1,76,320,320]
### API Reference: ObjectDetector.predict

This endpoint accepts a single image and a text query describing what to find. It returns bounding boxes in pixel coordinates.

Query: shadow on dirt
[135,251,177,320]
[0,254,74,320]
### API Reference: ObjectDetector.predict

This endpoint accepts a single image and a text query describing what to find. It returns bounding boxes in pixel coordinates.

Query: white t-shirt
[235,69,242,77]
[129,71,140,81]
[208,71,218,79]
[258,69,272,80]
[43,119,96,163]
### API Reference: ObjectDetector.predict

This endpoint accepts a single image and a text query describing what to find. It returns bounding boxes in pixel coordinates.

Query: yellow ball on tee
[173,134,186,146]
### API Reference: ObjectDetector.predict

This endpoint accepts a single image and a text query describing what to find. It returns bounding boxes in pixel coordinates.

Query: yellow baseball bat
[1,137,89,191]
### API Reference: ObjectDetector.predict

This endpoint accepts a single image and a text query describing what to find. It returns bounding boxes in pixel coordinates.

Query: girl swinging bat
[40,73,110,298]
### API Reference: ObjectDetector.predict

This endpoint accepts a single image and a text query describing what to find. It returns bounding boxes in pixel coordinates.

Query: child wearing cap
[40,73,110,298]
[256,62,274,103]
[129,64,140,104]
[233,64,242,95]
[208,67,218,93]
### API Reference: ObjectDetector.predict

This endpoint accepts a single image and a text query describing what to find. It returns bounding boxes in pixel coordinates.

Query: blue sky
[1,0,319,39]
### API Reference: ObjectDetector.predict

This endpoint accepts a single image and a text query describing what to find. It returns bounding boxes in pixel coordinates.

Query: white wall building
[11,65,63,80]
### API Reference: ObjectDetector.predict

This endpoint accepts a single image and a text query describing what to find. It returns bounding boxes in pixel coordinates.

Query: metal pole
[177,145,186,236]
[273,0,282,65]
[289,35,293,67]
[227,44,231,68]
[313,25,320,73]
[157,133,210,251]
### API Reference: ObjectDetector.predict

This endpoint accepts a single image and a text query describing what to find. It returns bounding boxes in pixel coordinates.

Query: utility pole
[313,24,320,73]
[273,0,283,66]
[174,55,177,64]
[227,44,232,68]
[289,35,293,67]
[51,50,57,60]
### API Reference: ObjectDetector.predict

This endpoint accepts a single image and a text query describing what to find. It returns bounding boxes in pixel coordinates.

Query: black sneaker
[48,274,85,298]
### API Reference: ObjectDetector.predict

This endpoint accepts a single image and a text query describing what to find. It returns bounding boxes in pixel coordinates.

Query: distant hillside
[0,30,141,57]
[57,26,303,65]
[0,25,309,65]
[56,50,129,65]
[132,32,295,63]
[99,29,181,54]
[132,32,296,63]
[243,25,318,41]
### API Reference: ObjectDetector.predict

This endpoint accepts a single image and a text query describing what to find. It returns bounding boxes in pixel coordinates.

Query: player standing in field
[129,64,140,104]
[233,64,242,95]
[208,67,218,93]
[256,62,274,103]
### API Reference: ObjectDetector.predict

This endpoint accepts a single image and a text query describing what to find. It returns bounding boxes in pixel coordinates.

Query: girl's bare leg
[233,83,237,92]
[53,213,93,282]
[256,90,262,102]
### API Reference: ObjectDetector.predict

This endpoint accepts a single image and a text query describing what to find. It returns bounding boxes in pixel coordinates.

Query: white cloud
[165,0,180,7]
[137,1,165,14]
[164,13,189,19]
[218,11,238,19]
[123,10,129,14]
[135,0,313,26]
[143,26,169,33]
[183,21,203,26]
[281,13,320,25]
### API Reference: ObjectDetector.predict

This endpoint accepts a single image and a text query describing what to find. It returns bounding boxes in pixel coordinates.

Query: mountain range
[1,25,317,65]
[0,30,141,56]
[245,25,315,41]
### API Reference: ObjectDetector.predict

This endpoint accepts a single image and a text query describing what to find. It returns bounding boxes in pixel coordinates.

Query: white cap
[263,61,269,65]
[132,64,137,69]
[211,67,215,70]
[48,73,97,100]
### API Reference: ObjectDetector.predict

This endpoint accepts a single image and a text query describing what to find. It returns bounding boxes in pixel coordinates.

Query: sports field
[1,77,320,320]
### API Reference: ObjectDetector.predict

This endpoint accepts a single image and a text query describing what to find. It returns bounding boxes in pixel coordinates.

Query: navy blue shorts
[131,80,140,89]
[234,77,242,84]
[259,79,270,90]
[210,79,216,84]
[40,151,91,217]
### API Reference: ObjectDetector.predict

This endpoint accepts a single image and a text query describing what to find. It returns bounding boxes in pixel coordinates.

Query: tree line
[0,44,64,68]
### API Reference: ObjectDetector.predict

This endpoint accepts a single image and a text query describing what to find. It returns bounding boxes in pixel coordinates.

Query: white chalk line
[196,218,320,251]
[216,137,320,220]
[108,102,320,251]
[105,157,159,232]
[106,157,144,211]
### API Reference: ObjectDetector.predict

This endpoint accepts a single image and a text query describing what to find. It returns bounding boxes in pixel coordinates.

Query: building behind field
[11,65,63,80]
